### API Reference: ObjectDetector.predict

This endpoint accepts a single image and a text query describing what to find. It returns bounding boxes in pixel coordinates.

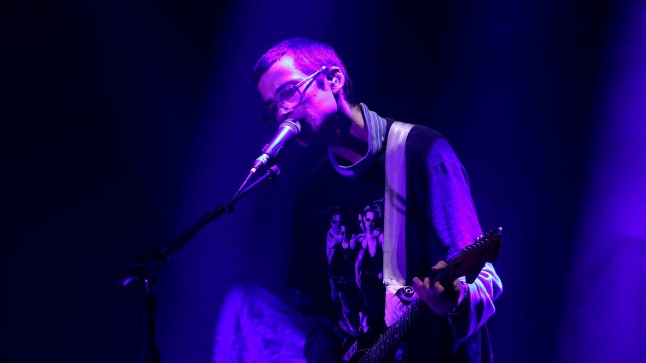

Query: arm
[449,262,502,340]
[419,137,502,339]
[430,159,502,339]
[355,247,365,288]
[326,232,335,265]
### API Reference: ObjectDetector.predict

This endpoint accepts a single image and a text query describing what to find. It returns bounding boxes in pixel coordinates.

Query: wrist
[449,281,469,316]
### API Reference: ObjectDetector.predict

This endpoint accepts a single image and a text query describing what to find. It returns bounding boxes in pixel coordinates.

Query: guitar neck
[359,299,424,363]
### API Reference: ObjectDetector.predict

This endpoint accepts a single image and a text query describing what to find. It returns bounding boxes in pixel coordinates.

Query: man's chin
[295,117,338,147]
[295,121,323,147]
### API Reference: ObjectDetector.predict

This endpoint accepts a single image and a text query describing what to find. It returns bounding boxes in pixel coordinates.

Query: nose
[276,105,292,122]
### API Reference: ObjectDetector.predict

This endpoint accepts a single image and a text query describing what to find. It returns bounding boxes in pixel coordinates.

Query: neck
[328,104,368,164]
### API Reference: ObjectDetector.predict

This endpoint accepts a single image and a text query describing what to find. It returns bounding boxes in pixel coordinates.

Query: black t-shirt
[288,151,386,335]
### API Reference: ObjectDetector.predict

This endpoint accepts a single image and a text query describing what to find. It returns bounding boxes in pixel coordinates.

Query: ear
[326,66,345,94]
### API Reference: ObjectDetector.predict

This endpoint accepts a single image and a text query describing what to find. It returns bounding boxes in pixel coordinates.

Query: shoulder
[408,124,449,149]
[385,119,461,167]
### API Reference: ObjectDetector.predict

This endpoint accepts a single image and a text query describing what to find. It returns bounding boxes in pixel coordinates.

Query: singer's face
[258,56,339,144]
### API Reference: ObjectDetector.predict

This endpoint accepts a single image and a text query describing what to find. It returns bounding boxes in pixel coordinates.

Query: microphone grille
[281,119,301,134]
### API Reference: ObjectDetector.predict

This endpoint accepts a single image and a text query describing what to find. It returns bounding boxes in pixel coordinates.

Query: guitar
[341,227,503,363]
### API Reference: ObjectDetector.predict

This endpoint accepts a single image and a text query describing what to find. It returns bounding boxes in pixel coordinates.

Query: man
[325,209,363,337]
[353,207,385,337]
[254,38,502,362]
[326,211,347,265]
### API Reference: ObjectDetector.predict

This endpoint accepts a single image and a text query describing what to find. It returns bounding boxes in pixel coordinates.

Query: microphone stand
[118,165,281,363]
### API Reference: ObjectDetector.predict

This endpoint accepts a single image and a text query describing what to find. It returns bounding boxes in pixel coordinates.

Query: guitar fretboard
[359,299,424,363]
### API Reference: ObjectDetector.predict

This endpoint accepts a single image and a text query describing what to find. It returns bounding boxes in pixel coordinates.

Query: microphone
[251,119,301,173]
[235,119,300,197]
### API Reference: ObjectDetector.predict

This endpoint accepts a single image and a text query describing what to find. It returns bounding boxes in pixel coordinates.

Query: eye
[277,86,299,104]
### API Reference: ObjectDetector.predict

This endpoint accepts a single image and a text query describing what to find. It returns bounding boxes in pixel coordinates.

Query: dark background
[4,0,644,362]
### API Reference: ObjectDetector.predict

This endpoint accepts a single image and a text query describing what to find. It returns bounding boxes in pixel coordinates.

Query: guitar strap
[383,121,414,326]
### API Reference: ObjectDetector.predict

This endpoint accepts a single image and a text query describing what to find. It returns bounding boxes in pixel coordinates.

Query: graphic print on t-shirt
[322,198,386,336]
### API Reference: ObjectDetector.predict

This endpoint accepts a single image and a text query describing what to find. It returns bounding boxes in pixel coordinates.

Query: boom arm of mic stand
[120,164,282,283]
[159,165,280,259]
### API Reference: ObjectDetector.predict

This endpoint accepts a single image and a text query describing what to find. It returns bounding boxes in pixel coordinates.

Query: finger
[412,277,429,300]
[431,260,448,271]
[424,277,431,287]
[433,281,445,295]
[412,277,424,295]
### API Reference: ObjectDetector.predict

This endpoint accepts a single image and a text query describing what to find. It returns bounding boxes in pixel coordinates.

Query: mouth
[295,120,320,147]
